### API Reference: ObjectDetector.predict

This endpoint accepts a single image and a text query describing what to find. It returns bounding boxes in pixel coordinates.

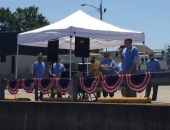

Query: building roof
[134,45,152,53]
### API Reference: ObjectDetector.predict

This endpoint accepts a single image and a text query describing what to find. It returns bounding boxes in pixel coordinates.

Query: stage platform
[5,96,31,101]
[97,97,151,103]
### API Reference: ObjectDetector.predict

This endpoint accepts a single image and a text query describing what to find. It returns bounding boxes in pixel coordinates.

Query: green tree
[92,49,100,53]
[0,7,15,31]
[0,6,49,32]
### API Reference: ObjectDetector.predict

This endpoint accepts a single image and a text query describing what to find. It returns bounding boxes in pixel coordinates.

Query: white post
[69,36,72,77]
[15,44,19,79]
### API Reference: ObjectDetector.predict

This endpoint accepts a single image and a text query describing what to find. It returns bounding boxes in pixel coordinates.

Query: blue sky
[1,0,170,50]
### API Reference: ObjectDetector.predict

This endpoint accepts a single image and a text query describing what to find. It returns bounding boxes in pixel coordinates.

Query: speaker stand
[82,57,85,77]
[81,57,86,100]
[51,61,55,98]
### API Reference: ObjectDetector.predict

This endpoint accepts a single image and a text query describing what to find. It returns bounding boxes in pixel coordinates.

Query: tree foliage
[92,49,100,53]
[0,6,49,32]
[166,45,170,55]
[163,44,170,56]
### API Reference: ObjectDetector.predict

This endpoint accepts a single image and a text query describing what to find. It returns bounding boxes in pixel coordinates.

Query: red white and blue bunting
[125,72,151,92]
[79,76,98,94]
[55,78,71,95]
[4,72,151,95]
[21,78,37,93]
[101,75,124,94]
[37,78,54,94]
[6,79,20,94]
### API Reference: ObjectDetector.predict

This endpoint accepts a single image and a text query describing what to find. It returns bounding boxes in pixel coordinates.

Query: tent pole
[142,42,146,72]
[15,44,19,79]
[69,36,72,77]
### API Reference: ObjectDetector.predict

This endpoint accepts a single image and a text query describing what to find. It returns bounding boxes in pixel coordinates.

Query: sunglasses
[149,55,153,56]
[104,55,108,57]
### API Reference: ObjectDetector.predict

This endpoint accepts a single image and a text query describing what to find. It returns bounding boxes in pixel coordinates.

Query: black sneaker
[93,99,97,102]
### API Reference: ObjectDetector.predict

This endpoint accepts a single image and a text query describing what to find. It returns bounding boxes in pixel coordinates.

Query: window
[1,56,6,62]
[141,58,147,65]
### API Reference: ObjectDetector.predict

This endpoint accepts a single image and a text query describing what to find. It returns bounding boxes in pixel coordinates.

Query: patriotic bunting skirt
[6,79,20,94]
[101,75,124,94]
[4,72,151,95]
[55,78,71,95]
[37,78,54,94]
[21,78,37,93]
[79,76,98,94]
[125,72,151,92]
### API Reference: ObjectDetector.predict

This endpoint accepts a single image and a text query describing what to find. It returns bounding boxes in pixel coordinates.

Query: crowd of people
[32,37,161,101]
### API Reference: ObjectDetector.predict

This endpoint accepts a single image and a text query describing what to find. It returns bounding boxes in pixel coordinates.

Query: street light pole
[81,0,107,51]
[100,0,102,20]
[81,0,106,21]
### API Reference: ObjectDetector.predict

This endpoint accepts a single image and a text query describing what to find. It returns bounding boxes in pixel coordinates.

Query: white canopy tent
[16,10,145,78]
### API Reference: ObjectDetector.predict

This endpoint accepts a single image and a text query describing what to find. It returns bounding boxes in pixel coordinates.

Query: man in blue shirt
[49,58,65,78]
[49,58,65,98]
[33,53,46,101]
[99,52,117,97]
[145,51,161,101]
[122,37,139,97]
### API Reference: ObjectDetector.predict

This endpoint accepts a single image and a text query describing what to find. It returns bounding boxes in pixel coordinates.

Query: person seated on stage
[145,51,161,101]
[99,52,117,98]
[49,58,65,98]
[88,56,102,101]
[88,56,102,77]
[116,45,125,97]
[32,53,46,101]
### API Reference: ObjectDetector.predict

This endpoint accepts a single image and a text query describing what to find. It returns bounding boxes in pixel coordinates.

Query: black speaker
[47,40,59,62]
[75,37,89,57]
